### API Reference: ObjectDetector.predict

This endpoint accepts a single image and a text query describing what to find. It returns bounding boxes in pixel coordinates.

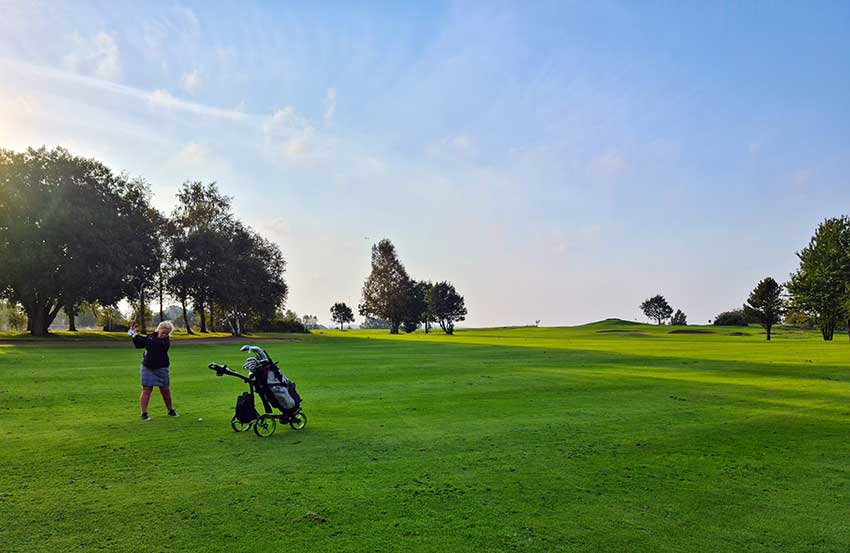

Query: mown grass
[1,321,850,552]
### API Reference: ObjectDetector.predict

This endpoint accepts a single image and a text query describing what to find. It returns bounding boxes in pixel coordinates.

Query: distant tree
[640,295,673,325]
[1,300,26,331]
[430,281,467,335]
[402,281,430,333]
[784,310,815,329]
[301,315,320,330]
[360,316,391,329]
[670,309,687,326]
[419,281,436,333]
[787,217,850,341]
[743,277,784,341]
[95,305,127,332]
[713,309,748,326]
[330,302,355,330]
[359,239,413,334]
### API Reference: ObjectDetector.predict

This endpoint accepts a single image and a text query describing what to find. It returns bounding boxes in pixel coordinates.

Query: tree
[360,316,391,329]
[743,277,784,341]
[169,181,234,333]
[402,281,430,333]
[787,217,850,341]
[670,309,687,326]
[122,184,167,334]
[1,300,26,331]
[330,302,355,330]
[301,315,320,330]
[0,147,149,335]
[94,304,127,332]
[713,309,748,326]
[210,221,288,336]
[359,239,413,334]
[640,295,673,325]
[429,281,467,335]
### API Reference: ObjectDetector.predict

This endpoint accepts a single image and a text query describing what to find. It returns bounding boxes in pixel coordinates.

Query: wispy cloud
[324,88,337,126]
[3,59,256,123]
[181,69,203,95]
[63,32,121,81]
[263,106,322,163]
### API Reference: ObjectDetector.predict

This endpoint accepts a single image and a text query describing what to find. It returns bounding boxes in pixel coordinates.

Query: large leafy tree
[122,184,167,334]
[211,220,288,336]
[430,281,467,335]
[359,239,413,334]
[330,302,354,330]
[0,147,145,335]
[640,294,673,325]
[787,217,850,341]
[169,181,233,333]
[743,277,785,341]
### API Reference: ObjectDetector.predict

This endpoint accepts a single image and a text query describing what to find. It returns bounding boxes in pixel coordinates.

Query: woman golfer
[129,321,179,420]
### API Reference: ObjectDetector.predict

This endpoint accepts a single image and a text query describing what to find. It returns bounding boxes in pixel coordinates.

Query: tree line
[640,216,850,342]
[0,147,288,336]
[330,239,468,334]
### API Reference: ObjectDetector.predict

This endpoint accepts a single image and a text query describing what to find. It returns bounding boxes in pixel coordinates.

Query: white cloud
[181,69,203,94]
[263,106,321,163]
[324,88,337,126]
[63,32,121,81]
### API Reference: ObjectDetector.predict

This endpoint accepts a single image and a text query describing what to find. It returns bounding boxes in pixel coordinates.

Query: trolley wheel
[289,411,307,430]
[231,416,253,432]
[253,415,277,437]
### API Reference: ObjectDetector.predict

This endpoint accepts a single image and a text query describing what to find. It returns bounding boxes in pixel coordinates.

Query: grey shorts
[140,364,170,387]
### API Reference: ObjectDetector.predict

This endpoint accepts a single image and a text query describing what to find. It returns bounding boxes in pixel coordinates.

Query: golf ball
[197,418,203,422]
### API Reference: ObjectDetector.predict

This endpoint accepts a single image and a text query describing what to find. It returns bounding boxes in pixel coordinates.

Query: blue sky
[2,1,849,326]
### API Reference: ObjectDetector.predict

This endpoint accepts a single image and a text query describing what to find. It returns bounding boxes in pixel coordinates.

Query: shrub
[670,309,687,326]
[784,310,815,329]
[255,318,309,333]
[713,309,748,326]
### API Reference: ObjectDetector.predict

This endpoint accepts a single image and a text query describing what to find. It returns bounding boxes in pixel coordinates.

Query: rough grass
[2,322,850,552]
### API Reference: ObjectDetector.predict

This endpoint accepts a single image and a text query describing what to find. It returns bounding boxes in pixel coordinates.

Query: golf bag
[255,362,301,412]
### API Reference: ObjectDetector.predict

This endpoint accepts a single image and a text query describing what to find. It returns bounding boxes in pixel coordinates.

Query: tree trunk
[390,320,400,334]
[138,287,147,334]
[158,276,164,323]
[821,319,835,341]
[29,306,47,337]
[198,301,207,333]
[181,296,194,334]
[27,300,62,336]
[766,324,771,341]
[68,308,77,332]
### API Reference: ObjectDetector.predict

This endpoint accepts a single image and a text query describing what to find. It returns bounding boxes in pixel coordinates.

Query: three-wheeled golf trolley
[208,345,306,437]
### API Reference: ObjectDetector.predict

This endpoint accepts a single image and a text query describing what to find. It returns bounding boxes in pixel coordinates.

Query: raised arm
[129,326,148,348]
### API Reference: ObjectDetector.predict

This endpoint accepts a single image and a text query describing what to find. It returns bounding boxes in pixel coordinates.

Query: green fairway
[2,322,850,552]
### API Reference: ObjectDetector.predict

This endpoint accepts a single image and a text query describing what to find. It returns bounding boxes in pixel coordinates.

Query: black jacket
[133,333,171,369]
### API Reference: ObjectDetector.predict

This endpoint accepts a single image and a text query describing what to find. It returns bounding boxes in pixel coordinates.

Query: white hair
[156,320,175,332]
